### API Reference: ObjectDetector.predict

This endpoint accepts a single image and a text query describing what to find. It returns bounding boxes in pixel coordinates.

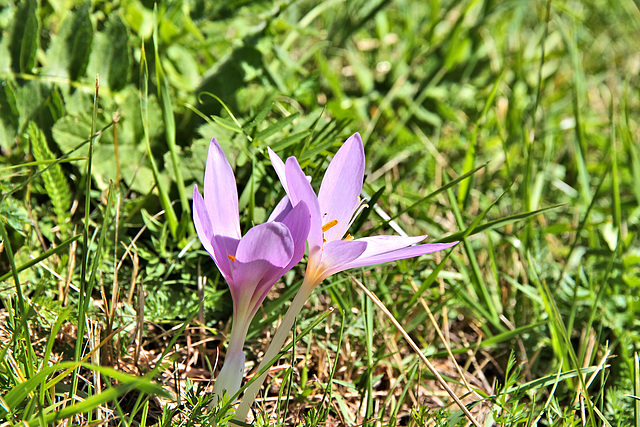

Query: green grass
[1,0,639,425]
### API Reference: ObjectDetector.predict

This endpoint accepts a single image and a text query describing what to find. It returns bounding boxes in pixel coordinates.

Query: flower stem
[234,276,315,421]
[212,349,245,401]
[212,315,251,403]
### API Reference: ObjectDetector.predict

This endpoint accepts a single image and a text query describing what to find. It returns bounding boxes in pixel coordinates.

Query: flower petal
[318,133,365,242]
[353,234,428,259]
[268,147,288,193]
[231,259,284,320]
[235,222,294,267]
[340,241,459,271]
[193,185,216,259]
[284,156,323,255]
[278,201,311,271]
[268,195,293,222]
[204,137,242,240]
[193,185,238,281]
[315,239,367,282]
[230,222,295,319]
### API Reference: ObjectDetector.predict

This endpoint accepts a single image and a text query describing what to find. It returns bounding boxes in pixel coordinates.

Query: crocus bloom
[236,132,458,419]
[193,137,310,402]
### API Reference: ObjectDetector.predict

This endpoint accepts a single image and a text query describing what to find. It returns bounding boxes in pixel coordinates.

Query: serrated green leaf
[51,85,163,194]
[29,122,71,235]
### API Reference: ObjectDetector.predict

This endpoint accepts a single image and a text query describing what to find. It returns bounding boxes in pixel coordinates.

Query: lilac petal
[268,195,293,222]
[193,185,216,258]
[340,241,459,271]
[318,133,365,242]
[230,222,295,320]
[315,240,367,282]
[231,258,286,320]
[212,235,241,281]
[354,234,428,259]
[278,201,311,271]
[193,185,235,281]
[235,222,294,267]
[284,156,323,254]
[268,147,288,193]
[204,138,241,240]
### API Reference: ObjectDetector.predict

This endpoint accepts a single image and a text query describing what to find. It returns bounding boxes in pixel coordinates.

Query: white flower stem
[212,349,245,400]
[234,276,315,421]
[212,315,251,403]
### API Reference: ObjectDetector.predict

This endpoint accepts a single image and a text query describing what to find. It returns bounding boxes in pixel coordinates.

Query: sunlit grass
[0,0,638,425]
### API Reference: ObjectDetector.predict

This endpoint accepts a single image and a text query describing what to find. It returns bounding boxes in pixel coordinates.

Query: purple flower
[269,132,458,287]
[193,137,310,400]
[236,132,458,420]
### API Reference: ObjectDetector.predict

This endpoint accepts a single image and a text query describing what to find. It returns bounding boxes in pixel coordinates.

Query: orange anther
[227,254,236,262]
[322,220,338,232]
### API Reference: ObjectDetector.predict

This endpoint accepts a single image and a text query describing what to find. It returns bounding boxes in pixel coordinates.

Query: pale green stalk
[234,275,315,420]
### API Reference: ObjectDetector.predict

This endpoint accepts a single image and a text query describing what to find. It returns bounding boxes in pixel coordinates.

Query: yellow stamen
[343,234,354,241]
[322,219,339,232]
[227,254,236,262]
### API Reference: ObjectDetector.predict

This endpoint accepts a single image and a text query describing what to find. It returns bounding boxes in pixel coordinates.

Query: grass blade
[139,41,179,239]
[153,6,190,223]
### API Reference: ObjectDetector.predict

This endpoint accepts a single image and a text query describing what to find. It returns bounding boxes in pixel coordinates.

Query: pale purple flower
[193,137,310,400]
[268,132,458,287]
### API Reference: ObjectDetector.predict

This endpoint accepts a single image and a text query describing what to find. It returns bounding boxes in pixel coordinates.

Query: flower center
[227,254,236,262]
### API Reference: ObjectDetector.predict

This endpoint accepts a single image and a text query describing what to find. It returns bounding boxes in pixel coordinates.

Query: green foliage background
[0,0,639,425]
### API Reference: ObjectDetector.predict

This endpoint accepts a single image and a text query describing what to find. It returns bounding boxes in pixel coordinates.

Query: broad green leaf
[9,0,38,73]
[51,86,163,194]
[16,80,50,131]
[0,183,30,236]
[68,2,93,81]
[0,79,19,150]
[0,21,11,73]
[106,15,131,91]
[43,2,94,81]
[87,14,131,92]
[122,0,153,39]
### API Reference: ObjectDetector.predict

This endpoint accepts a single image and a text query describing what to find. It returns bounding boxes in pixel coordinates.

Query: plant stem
[212,314,251,402]
[234,276,314,420]
[212,349,246,401]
